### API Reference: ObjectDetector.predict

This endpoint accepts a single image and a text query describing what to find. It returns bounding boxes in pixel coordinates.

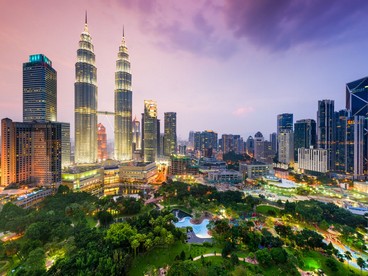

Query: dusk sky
[1,0,368,141]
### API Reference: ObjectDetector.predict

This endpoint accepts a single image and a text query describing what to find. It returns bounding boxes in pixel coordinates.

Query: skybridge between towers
[97,111,115,116]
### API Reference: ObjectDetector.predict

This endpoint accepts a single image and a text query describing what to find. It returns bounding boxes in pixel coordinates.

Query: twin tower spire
[74,14,132,164]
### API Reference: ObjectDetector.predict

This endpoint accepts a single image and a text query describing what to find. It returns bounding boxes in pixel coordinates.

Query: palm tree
[344,250,352,268]
[357,257,366,276]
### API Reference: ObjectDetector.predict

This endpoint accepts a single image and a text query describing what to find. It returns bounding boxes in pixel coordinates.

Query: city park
[0,175,368,275]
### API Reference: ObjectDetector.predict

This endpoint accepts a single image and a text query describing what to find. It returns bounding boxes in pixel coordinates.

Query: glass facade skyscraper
[163,112,177,156]
[277,113,293,134]
[132,117,141,151]
[317,99,334,170]
[293,119,316,162]
[74,16,98,163]
[346,77,368,117]
[346,77,368,176]
[143,100,157,162]
[23,54,57,122]
[114,32,132,161]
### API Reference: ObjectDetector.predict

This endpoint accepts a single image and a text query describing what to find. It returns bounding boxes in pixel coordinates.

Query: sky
[1,0,368,141]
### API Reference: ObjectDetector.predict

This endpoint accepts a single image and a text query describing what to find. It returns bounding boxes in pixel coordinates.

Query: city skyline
[1,1,368,140]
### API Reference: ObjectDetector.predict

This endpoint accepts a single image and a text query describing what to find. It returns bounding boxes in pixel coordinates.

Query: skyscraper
[346,77,368,176]
[143,100,157,162]
[254,131,264,161]
[132,117,141,151]
[317,100,334,170]
[293,119,316,162]
[74,14,98,164]
[222,134,234,154]
[23,54,57,123]
[23,54,70,168]
[278,129,294,165]
[61,123,71,168]
[346,77,368,117]
[114,30,132,161]
[269,132,277,153]
[163,112,177,156]
[97,123,108,162]
[277,113,293,134]
[334,110,365,178]
[245,136,254,157]
[277,113,293,153]
[1,118,62,187]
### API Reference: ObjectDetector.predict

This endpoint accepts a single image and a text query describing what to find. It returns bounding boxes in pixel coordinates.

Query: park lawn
[193,256,224,266]
[256,205,281,216]
[298,250,362,276]
[261,263,299,276]
[129,241,222,276]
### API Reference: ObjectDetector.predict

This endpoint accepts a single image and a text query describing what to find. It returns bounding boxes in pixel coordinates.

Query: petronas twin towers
[74,15,132,163]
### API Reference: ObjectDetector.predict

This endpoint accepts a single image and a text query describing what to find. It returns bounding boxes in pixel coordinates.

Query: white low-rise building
[298,147,328,173]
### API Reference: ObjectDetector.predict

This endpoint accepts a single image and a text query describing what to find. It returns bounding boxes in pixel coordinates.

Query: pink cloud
[232,106,254,116]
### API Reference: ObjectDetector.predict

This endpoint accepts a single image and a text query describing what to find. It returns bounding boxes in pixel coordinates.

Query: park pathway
[192,253,258,265]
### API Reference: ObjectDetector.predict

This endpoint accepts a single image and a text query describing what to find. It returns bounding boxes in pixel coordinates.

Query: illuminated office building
[74,14,98,163]
[317,100,334,170]
[163,112,177,156]
[346,77,368,176]
[277,113,293,135]
[114,30,132,161]
[1,118,62,188]
[97,123,108,162]
[132,117,141,150]
[143,100,157,162]
[294,119,316,162]
[193,130,218,157]
[61,123,71,168]
[278,129,294,165]
[23,54,57,123]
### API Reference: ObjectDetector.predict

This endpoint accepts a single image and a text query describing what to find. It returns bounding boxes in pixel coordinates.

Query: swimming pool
[174,217,212,238]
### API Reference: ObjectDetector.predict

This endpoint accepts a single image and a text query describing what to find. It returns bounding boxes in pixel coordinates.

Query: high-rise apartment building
[143,100,157,162]
[1,118,62,187]
[74,15,98,163]
[163,112,177,156]
[114,32,132,161]
[23,54,57,123]
[193,130,218,157]
[221,134,244,154]
[132,117,141,151]
[278,129,294,165]
[294,119,316,162]
[97,123,108,162]
[222,134,234,154]
[317,100,335,170]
